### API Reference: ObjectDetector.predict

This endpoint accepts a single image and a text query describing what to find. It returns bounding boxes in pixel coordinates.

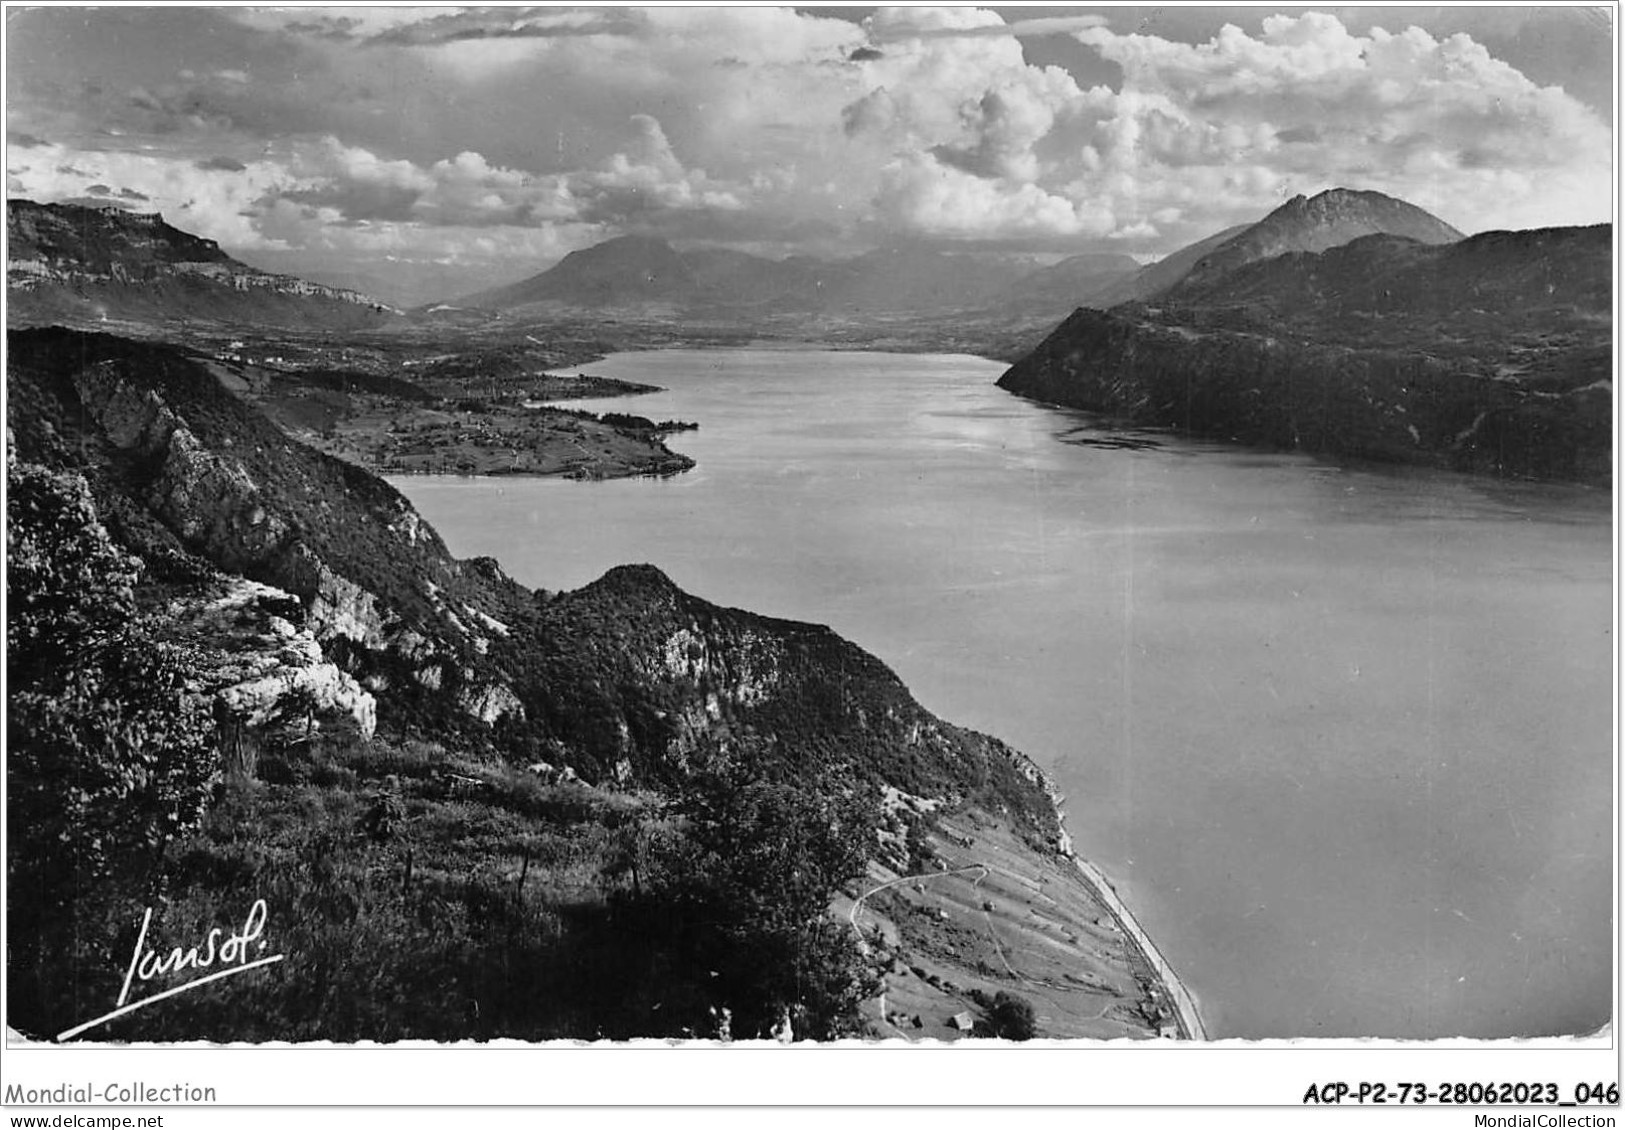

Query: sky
[5,4,1616,305]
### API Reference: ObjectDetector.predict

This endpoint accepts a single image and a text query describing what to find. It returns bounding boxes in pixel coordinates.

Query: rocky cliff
[163,575,379,743]
[8,200,397,330]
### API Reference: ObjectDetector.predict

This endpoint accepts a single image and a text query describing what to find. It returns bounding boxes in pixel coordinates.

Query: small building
[949,1011,976,1033]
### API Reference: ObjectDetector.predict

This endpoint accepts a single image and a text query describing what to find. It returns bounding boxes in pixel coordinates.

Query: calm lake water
[393,348,1613,1039]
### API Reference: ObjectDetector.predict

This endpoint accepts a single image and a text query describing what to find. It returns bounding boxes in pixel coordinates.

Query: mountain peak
[577,233,679,257]
[1265,187,1460,234]
[1173,188,1462,293]
[459,233,696,308]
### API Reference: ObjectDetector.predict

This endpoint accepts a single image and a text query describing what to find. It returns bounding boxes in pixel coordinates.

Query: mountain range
[452,236,1060,316]
[8,189,1610,486]
[8,188,1489,336]
[444,188,1481,324]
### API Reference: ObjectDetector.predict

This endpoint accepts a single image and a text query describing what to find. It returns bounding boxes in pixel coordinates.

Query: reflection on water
[394,349,1612,1039]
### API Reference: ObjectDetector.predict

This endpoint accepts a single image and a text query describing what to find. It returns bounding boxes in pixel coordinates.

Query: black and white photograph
[1,0,1616,1111]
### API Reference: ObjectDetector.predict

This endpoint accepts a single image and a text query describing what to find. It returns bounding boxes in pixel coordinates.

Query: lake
[392,348,1613,1039]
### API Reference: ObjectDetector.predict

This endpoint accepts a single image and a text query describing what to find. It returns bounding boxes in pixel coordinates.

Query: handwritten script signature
[56,899,285,1041]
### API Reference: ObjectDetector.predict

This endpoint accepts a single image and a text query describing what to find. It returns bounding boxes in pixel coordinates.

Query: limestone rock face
[73,361,290,569]
[286,544,392,650]
[658,624,782,706]
[71,361,180,454]
[8,200,397,329]
[163,577,377,740]
[460,682,524,725]
[58,352,522,726]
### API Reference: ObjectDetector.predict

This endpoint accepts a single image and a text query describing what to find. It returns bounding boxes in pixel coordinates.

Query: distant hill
[460,235,700,309]
[7,200,398,330]
[1085,224,1251,308]
[998,222,1611,484]
[986,252,1140,313]
[1160,224,1609,327]
[1076,188,1461,314]
[815,245,1033,313]
[1170,188,1463,295]
[448,236,1042,316]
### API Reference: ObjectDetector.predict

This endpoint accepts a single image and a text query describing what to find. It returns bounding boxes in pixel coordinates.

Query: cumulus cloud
[931,67,1094,182]
[260,121,744,235]
[846,9,1610,245]
[1067,14,1611,236]
[5,140,294,246]
[360,7,645,47]
[869,11,1110,42]
[876,151,1115,238]
[5,5,1609,286]
[229,8,468,42]
[571,114,744,222]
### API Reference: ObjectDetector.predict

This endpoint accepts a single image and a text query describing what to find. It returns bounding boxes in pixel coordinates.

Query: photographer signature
[56,899,285,1041]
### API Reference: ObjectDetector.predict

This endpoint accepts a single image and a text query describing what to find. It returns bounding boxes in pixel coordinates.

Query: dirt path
[847,864,989,930]
[848,864,988,1037]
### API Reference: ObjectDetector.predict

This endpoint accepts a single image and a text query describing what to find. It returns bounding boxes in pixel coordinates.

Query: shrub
[9,641,218,891]
[620,759,884,1039]
[6,457,222,1037]
[7,458,219,895]
[988,990,1038,1041]
[6,458,138,674]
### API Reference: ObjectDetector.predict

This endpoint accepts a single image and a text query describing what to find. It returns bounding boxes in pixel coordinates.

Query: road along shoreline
[1031,764,1209,1040]
[1064,852,1209,1040]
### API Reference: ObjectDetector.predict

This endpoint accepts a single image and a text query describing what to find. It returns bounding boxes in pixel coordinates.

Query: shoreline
[1028,764,1208,1040]
[384,342,1206,1038]
[1064,852,1210,1040]
[1005,749,1209,1040]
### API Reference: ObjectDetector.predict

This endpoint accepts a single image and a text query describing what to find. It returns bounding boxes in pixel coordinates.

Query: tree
[6,459,138,676]
[6,457,218,900]
[988,990,1038,1041]
[628,758,884,1040]
[9,642,218,890]
[7,456,222,1038]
